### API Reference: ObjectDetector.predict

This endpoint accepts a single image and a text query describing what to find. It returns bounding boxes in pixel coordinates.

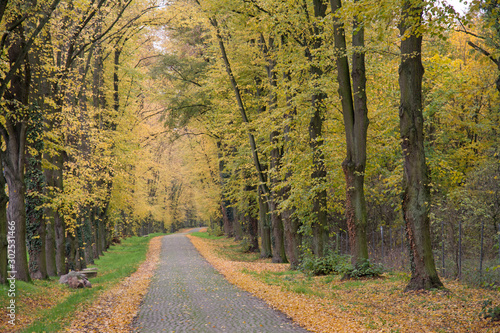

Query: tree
[330,0,370,268]
[0,0,61,283]
[398,0,443,291]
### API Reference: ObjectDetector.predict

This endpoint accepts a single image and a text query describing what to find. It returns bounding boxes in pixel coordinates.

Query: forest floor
[188,230,500,333]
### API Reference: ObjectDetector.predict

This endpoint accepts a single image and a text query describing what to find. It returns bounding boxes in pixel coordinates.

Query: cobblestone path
[132,230,309,333]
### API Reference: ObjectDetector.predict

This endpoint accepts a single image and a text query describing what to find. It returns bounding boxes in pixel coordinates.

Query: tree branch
[0,0,61,98]
[468,41,499,66]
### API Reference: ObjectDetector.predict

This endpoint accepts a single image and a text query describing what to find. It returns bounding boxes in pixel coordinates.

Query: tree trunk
[221,201,234,237]
[282,196,300,268]
[53,154,67,276]
[309,98,327,258]
[93,207,102,257]
[282,71,301,268]
[1,13,31,282]
[259,34,287,263]
[0,161,8,284]
[245,187,259,253]
[217,141,234,237]
[83,213,94,265]
[308,0,329,258]
[113,48,120,112]
[233,207,243,241]
[330,0,370,267]
[5,168,30,282]
[26,148,47,280]
[270,199,287,263]
[258,186,272,258]
[399,0,443,291]
[44,200,57,276]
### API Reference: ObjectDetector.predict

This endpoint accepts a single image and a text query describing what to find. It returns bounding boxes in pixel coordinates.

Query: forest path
[132,229,309,333]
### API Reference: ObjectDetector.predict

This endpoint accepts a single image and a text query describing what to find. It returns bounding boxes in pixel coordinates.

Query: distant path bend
[133,229,309,333]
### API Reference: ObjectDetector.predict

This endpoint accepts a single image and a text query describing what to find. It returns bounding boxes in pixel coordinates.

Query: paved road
[132,229,309,333]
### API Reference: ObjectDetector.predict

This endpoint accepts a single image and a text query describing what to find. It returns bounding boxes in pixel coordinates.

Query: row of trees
[0,0,210,283]
[153,0,499,291]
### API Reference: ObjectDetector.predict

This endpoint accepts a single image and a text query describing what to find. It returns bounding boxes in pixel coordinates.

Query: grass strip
[16,233,166,333]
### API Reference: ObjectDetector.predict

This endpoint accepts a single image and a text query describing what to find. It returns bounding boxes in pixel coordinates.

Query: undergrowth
[299,251,384,278]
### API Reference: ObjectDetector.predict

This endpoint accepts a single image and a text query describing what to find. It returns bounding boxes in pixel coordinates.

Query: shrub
[480,300,500,321]
[342,258,385,279]
[207,224,224,237]
[299,250,351,276]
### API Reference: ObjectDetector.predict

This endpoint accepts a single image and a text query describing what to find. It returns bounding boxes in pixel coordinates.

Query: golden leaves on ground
[187,235,363,332]
[0,282,70,332]
[66,236,163,333]
[188,235,500,332]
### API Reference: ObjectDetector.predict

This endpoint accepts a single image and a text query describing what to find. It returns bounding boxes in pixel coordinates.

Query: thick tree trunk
[6,170,30,282]
[330,0,370,267]
[308,0,329,258]
[270,132,287,263]
[270,199,287,263]
[258,186,272,258]
[67,231,77,272]
[44,201,57,276]
[245,187,260,253]
[53,154,66,276]
[399,0,443,291]
[26,151,47,280]
[217,141,234,237]
[261,34,286,263]
[233,207,243,241]
[282,71,301,268]
[98,208,107,252]
[83,213,94,265]
[221,201,234,237]
[0,165,8,284]
[1,14,31,282]
[309,98,327,258]
[282,194,300,268]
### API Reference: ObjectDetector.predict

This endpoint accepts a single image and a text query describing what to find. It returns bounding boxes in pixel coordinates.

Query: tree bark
[5,169,30,282]
[44,206,56,276]
[0,159,8,284]
[53,154,67,276]
[1,13,31,282]
[217,141,234,237]
[330,0,370,267]
[233,207,243,241]
[282,70,301,268]
[245,186,260,253]
[26,148,47,280]
[258,186,272,258]
[399,0,443,291]
[308,0,329,257]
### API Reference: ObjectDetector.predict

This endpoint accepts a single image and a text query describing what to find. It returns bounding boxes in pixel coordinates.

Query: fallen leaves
[188,234,500,332]
[0,280,70,333]
[187,234,364,332]
[66,236,163,333]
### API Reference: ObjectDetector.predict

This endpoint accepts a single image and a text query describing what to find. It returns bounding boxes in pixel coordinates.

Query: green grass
[20,233,167,333]
[190,231,224,240]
